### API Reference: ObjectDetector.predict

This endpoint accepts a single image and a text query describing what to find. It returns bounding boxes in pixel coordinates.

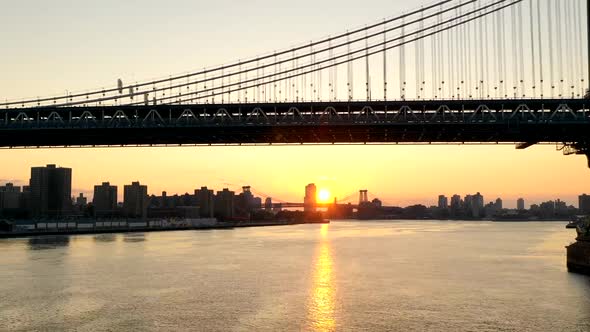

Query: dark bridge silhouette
[1,99,588,166]
[1,0,590,166]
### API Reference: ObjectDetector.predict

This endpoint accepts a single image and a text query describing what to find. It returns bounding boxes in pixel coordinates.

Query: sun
[318,189,331,203]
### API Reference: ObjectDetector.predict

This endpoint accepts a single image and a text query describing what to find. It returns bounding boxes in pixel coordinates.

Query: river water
[1,221,589,331]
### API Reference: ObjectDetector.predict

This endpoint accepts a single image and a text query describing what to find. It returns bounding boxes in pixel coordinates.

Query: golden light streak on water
[307,224,336,331]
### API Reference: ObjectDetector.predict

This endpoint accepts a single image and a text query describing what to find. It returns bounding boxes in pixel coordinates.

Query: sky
[1,0,589,208]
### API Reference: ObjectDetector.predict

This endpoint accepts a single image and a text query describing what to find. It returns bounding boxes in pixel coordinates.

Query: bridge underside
[1,99,589,166]
[0,123,587,147]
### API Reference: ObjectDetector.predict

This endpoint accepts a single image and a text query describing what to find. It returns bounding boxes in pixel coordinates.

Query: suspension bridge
[1,0,590,166]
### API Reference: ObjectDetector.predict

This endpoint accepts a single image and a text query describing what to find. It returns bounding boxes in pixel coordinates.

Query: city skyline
[1,161,588,209]
[2,164,586,225]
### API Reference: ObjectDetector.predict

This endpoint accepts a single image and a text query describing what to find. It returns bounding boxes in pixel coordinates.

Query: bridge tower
[359,190,369,206]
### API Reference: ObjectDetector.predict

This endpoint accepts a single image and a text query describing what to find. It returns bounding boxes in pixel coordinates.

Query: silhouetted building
[215,188,235,219]
[195,187,215,218]
[328,202,354,219]
[123,182,148,219]
[472,192,484,218]
[72,193,87,215]
[438,195,449,209]
[0,183,21,210]
[76,193,87,206]
[235,186,262,216]
[450,195,461,207]
[485,200,502,218]
[538,200,556,218]
[304,184,317,212]
[579,194,590,214]
[372,198,382,208]
[93,182,118,217]
[517,198,525,211]
[495,198,503,210]
[29,164,72,217]
[450,194,462,215]
[555,199,568,216]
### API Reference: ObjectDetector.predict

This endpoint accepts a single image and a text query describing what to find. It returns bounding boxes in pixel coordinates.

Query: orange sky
[0,144,588,208]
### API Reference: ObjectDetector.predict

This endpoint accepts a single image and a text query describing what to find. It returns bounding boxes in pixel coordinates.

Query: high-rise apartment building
[123,182,148,219]
[450,195,462,209]
[0,183,21,210]
[304,184,317,212]
[195,187,215,218]
[579,194,590,214]
[517,198,525,211]
[93,182,118,217]
[29,164,72,217]
[215,188,235,219]
[495,198,503,210]
[438,195,449,209]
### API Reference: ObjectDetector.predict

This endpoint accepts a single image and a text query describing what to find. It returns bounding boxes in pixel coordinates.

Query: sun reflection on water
[307,224,336,331]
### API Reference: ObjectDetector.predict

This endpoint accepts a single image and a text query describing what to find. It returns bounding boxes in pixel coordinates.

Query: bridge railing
[1,100,589,130]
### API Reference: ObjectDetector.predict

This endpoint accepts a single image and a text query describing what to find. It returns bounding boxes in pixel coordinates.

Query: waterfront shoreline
[0,219,330,239]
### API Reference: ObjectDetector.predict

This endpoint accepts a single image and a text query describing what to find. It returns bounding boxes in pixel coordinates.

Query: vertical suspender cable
[478,2,483,98]
[401,18,406,100]
[441,8,446,98]
[497,3,502,98]
[347,34,353,101]
[494,8,499,97]
[416,23,420,99]
[511,5,518,97]
[467,5,472,98]
[467,5,477,98]
[459,2,464,98]
[319,54,322,101]
[452,7,458,98]
[420,10,425,99]
[432,25,437,98]
[447,15,455,99]
[467,4,472,98]
[310,44,315,102]
[566,1,574,97]
[536,0,543,97]
[574,0,582,96]
[301,55,306,101]
[448,16,453,98]
[366,29,371,101]
[518,1,524,97]
[293,52,303,102]
[548,0,555,97]
[577,0,585,96]
[328,42,332,101]
[484,10,490,98]
[335,49,339,101]
[556,0,564,97]
[500,6,507,97]
[384,23,388,100]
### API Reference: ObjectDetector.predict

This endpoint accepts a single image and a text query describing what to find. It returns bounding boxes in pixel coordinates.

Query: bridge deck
[0,99,588,148]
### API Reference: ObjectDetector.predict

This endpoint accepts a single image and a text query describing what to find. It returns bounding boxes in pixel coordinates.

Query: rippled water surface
[1,221,589,331]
